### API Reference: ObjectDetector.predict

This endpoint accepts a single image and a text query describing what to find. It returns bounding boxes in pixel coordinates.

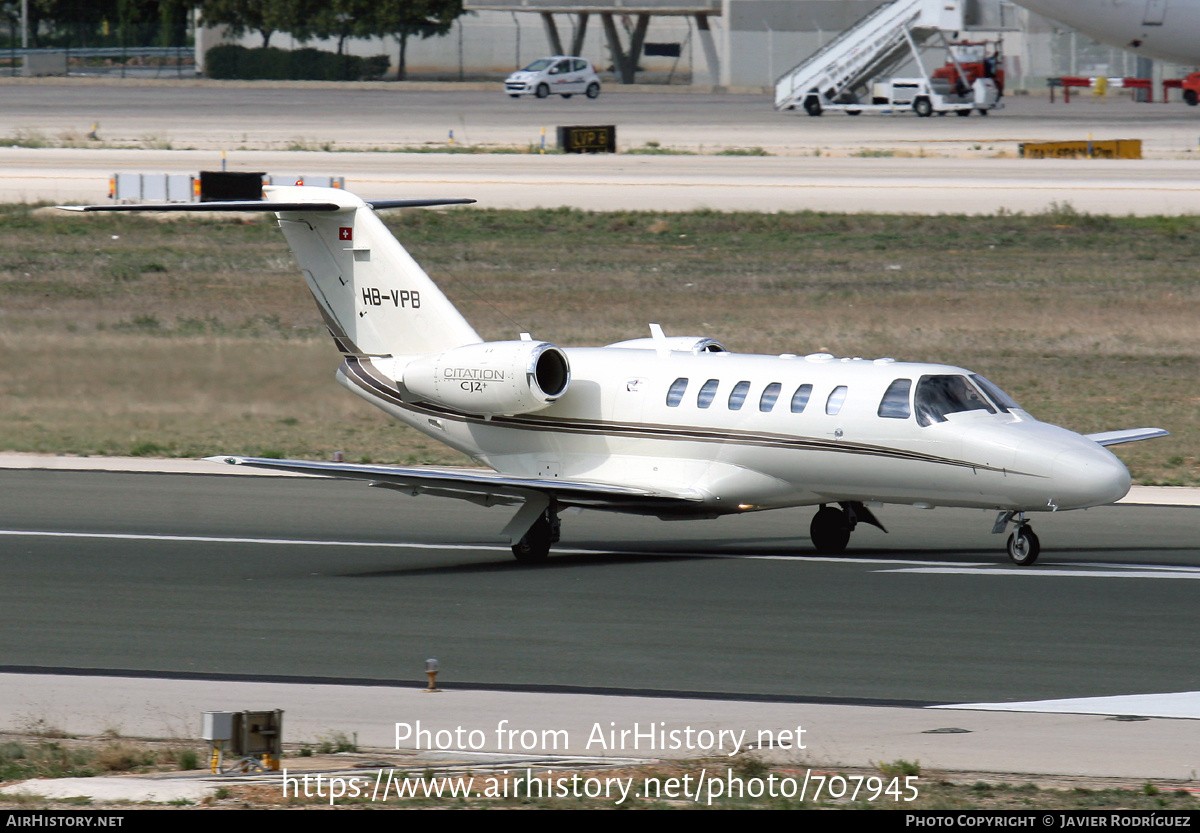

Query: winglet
[1085,428,1170,447]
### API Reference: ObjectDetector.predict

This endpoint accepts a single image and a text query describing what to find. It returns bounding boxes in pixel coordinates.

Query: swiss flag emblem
[339,227,353,241]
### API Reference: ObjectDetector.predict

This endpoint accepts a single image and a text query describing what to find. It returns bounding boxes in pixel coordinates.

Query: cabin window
[697,379,719,409]
[878,378,912,419]
[790,384,813,413]
[915,375,996,427]
[666,377,688,407]
[826,385,848,415]
[728,380,751,410]
[759,382,782,412]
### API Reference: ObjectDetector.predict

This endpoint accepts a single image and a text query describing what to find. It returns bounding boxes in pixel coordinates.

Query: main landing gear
[509,498,560,563]
[993,510,1040,566]
[809,501,887,554]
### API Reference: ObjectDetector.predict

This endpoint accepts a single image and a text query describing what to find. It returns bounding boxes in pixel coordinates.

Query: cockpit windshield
[915,375,996,427]
[969,374,1022,413]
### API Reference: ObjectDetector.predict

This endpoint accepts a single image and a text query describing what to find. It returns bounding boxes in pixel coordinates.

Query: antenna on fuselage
[649,323,669,357]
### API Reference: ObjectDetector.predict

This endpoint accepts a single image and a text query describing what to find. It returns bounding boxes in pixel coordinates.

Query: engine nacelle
[403,340,570,416]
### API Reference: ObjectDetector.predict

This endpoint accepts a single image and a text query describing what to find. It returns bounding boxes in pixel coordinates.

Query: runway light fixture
[424,658,441,692]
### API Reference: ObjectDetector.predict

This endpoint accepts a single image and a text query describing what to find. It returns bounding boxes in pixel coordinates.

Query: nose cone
[1051,444,1132,509]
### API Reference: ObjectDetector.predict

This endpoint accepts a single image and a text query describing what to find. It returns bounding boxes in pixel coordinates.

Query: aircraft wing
[204,456,703,512]
[1085,428,1170,447]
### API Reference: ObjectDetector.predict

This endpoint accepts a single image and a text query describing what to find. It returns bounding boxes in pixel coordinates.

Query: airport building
[200,0,1189,93]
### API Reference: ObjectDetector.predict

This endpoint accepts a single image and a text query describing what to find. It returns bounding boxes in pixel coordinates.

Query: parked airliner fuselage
[1016,0,1200,66]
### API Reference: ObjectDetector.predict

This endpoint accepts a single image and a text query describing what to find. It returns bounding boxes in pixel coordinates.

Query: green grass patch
[625,141,695,155]
[716,146,772,156]
[0,206,1195,482]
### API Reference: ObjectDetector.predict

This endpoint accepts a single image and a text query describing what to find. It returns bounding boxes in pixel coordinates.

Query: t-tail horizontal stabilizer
[57,198,476,213]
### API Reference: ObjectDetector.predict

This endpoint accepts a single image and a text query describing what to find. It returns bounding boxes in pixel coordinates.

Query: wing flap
[205,456,703,510]
[1085,428,1170,447]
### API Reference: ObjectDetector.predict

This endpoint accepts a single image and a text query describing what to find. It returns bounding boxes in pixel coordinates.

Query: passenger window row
[664,374,1016,426]
[666,378,831,414]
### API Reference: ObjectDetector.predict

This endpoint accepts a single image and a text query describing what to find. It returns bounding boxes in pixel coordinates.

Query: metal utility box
[265,175,345,189]
[112,173,196,203]
[202,711,235,741]
[22,51,67,77]
[199,171,265,202]
[230,710,283,758]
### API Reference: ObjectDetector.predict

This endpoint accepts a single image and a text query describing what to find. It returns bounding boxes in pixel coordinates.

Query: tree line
[3,0,465,79]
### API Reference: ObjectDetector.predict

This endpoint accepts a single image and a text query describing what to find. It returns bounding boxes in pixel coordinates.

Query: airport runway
[3,82,1200,213]
[4,80,1199,155]
[3,468,1198,705]
[3,82,1199,788]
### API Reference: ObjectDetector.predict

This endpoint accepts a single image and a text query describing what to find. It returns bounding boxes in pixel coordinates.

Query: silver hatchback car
[505,56,601,99]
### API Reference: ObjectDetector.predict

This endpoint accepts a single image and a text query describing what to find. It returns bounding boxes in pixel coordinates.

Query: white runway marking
[0,530,988,567]
[0,529,522,553]
[732,554,994,567]
[1071,562,1200,573]
[935,691,1200,720]
[884,566,1200,579]
[5,530,1191,576]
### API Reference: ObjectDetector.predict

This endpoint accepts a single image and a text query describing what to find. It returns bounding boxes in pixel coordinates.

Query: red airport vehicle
[932,41,1005,98]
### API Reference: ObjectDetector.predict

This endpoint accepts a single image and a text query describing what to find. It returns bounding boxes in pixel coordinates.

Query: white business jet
[1015,0,1200,66]
[63,186,1167,566]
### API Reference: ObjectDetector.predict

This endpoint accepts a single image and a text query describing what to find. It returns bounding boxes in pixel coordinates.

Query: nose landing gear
[994,510,1040,566]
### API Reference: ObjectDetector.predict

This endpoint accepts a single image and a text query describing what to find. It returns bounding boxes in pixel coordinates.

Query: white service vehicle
[836,75,1001,117]
[796,41,1002,117]
[505,57,601,100]
[776,0,1004,118]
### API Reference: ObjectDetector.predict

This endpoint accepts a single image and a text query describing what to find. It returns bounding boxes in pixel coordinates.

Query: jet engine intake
[403,340,570,416]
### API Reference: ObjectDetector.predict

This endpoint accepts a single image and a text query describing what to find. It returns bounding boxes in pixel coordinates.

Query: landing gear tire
[810,505,851,555]
[1006,527,1040,566]
[535,83,550,99]
[586,82,600,99]
[913,98,932,117]
[804,96,822,117]
[512,516,552,563]
[1185,89,1198,106]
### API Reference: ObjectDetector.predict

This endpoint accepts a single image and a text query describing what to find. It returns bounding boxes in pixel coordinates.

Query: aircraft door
[1144,0,1167,25]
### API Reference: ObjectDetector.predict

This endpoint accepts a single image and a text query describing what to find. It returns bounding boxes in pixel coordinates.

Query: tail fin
[265,185,480,357]
[60,186,481,358]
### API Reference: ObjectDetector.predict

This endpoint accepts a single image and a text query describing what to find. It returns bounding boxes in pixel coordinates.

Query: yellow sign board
[1019,140,1142,159]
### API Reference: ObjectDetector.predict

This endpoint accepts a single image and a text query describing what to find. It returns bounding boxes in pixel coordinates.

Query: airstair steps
[774,0,957,111]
